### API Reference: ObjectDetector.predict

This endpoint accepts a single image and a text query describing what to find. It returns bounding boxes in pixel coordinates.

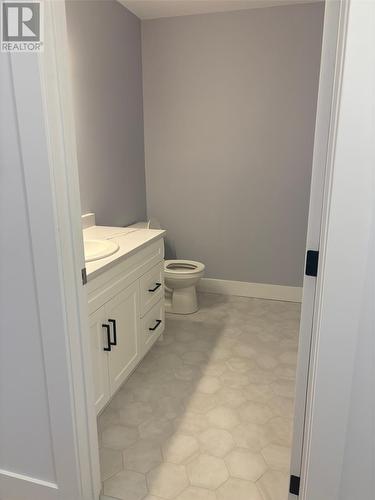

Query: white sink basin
[84,239,119,262]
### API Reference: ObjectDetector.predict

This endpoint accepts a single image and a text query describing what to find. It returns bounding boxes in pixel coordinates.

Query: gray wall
[142,2,324,286]
[66,0,146,227]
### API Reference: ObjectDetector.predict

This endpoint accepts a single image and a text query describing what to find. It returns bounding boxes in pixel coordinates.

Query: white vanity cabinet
[87,238,165,414]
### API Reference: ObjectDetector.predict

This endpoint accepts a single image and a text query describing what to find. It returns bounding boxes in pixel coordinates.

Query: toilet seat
[164,260,205,275]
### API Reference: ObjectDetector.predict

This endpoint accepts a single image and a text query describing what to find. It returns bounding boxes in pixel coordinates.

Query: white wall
[339,236,375,499]
[336,3,375,495]
[142,2,324,286]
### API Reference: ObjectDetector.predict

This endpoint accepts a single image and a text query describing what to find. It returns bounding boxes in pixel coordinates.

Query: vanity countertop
[83,225,165,281]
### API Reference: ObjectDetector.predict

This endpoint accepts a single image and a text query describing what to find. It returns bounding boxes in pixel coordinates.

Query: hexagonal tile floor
[98,293,300,500]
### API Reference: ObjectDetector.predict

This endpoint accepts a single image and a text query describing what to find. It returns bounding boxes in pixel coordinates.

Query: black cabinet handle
[102,324,111,351]
[149,319,162,331]
[148,282,161,293]
[108,319,117,346]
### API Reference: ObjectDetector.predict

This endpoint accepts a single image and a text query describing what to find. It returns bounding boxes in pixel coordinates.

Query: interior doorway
[62,2,341,499]
[21,0,346,498]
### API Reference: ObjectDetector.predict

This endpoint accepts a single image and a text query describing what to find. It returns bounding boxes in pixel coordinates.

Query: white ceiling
[118,0,323,20]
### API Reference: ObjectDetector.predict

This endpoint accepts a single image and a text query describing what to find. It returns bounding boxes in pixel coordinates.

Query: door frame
[35,0,371,499]
[293,0,375,498]
[37,0,101,497]
[289,0,348,495]
[2,0,100,497]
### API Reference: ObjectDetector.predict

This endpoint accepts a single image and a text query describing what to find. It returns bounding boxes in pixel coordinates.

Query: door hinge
[289,475,300,496]
[81,267,87,285]
[305,250,319,277]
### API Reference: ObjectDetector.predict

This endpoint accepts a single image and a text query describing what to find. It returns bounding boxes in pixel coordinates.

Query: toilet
[164,259,205,314]
[129,219,205,314]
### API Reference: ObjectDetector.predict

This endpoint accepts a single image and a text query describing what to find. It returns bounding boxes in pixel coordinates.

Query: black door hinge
[289,475,300,495]
[81,267,87,285]
[305,250,319,277]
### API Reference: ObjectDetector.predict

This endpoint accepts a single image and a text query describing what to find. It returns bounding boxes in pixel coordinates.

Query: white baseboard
[198,278,302,303]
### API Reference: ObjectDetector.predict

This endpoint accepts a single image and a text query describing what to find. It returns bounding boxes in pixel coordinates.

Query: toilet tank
[128,218,161,230]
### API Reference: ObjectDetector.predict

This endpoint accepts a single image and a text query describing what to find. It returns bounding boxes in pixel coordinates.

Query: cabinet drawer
[140,261,164,317]
[140,299,165,356]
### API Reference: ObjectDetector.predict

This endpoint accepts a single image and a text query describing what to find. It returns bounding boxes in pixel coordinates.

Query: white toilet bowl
[128,220,205,314]
[164,260,205,314]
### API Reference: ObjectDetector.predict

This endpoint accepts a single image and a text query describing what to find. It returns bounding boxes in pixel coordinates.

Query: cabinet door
[89,307,110,414]
[105,281,140,395]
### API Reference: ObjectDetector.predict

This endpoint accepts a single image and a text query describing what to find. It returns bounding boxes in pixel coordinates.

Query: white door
[0,17,100,500]
[106,282,140,394]
[89,307,111,414]
[0,3,100,499]
[289,1,343,492]
[292,1,375,498]
[289,1,358,498]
